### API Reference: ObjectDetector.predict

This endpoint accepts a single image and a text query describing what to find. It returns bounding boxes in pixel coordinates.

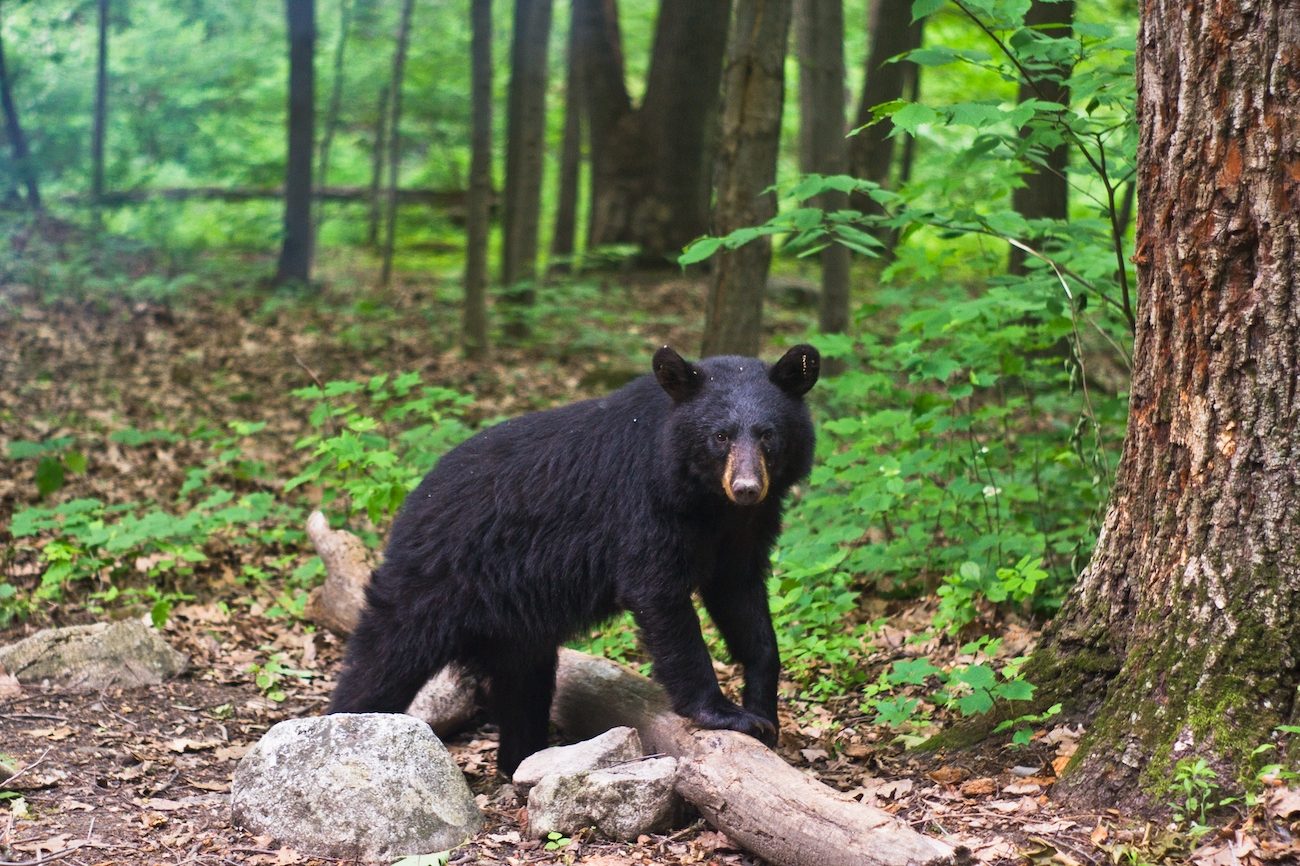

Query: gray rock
[231,714,481,861]
[512,726,643,797]
[527,756,680,840]
[0,620,188,690]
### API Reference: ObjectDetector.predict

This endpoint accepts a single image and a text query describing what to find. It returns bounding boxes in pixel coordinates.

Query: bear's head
[653,344,819,506]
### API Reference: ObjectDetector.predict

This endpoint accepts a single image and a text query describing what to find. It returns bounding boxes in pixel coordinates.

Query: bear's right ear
[653,346,702,403]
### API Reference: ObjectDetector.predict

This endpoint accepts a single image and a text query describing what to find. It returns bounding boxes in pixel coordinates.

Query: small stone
[527,756,680,840]
[0,620,188,691]
[231,714,481,860]
[512,726,643,797]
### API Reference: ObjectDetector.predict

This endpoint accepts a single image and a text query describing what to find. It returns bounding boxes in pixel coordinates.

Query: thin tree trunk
[848,0,922,239]
[463,0,492,358]
[1008,0,1073,275]
[701,0,793,358]
[574,0,630,250]
[581,0,731,261]
[366,83,388,247]
[314,0,355,243]
[379,0,415,288]
[549,3,582,275]
[1013,0,1300,811]
[275,0,316,287]
[91,0,108,205]
[795,0,851,345]
[499,0,553,333]
[0,1,40,211]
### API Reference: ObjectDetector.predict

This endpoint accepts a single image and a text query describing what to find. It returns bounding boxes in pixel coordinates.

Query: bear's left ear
[769,344,820,396]
[653,346,703,403]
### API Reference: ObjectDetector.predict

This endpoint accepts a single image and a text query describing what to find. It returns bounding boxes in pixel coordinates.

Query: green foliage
[248,651,315,703]
[994,702,1062,746]
[7,437,86,498]
[543,832,572,852]
[1168,758,1235,835]
[285,372,474,527]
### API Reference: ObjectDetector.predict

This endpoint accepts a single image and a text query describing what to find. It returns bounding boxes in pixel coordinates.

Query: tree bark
[548,4,582,275]
[314,0,355,242]
[795,0,852,343]
[379,0,415,288]
[91,0,109,205]
[848,0,922,234]
[274,0,316,287]
[463,0,492,359]
[500,0,553,328]
[366,83,388,247]
[1008,0,1073,275]
[0,0,40,210]
[580,0,731,261]
[1017,0,1300,811]
[702,0,793,358]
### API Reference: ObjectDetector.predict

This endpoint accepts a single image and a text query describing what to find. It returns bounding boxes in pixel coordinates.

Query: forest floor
[0,230,1290,866]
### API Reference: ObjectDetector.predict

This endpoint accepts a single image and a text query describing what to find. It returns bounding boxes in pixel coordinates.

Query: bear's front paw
[690,701,778,747]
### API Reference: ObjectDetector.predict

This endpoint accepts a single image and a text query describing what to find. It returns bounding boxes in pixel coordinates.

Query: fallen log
[305,512,960,866]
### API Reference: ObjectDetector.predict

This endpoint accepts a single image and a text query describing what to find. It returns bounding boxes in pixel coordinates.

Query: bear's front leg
[701,575,780,731]
[630,595,777,746]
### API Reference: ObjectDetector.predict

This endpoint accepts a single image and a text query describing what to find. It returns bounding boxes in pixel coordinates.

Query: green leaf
[911,0,946,22]
[35,457,66,497]
[994,678,1036,702]
[678,237,722,266]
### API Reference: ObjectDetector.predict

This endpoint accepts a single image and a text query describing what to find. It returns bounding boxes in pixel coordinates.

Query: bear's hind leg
[486,649,558,777]
[329,610,450,714]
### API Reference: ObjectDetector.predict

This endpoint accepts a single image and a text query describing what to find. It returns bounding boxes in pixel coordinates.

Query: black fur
[329,344,820,775]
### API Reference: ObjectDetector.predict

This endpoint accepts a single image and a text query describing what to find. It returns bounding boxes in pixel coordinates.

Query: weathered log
[305,515,960,866]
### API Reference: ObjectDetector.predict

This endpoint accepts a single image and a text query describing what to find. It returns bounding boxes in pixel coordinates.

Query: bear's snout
[723,442,770,506]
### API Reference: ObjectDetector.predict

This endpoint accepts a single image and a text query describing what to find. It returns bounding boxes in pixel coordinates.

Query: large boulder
[0,620,188,690]
[512,726,643,797]
[231,714,481,861]
[527,756,680,840]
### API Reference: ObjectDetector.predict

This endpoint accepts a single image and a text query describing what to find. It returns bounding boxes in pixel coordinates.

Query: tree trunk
[463,0,492,359]
[379,0,415,288]
[582,0,731,261]
[1008,0,1073,275]
[848,0,922,236]
[499,0,553,332]
[91,0,109,205]
[0,1,40,211]
[1019,0,1300,811]
[366,83,388,247]
[795,0,852,344]
[314,0,355,242]
[549,4,582,275]
[701,0,793,358]
[275,0,316,287]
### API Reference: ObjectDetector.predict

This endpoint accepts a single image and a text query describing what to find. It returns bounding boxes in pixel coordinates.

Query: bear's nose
[730,476,764,505]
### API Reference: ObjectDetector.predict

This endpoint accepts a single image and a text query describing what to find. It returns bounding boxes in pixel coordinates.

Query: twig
[0,847,79,866]
[291,351,325,390]
[0,747,52,789]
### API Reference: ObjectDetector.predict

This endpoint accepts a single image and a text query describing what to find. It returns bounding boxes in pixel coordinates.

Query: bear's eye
[714,431,730,444]
[759,430,775,445]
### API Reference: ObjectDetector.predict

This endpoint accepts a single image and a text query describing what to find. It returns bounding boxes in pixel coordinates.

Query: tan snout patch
[722,446,770,504]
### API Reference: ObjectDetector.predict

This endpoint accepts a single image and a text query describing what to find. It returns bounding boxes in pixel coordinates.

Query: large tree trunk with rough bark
[581,0,730,262]
[1008,0,1073,275]
[1017,0,1300,810]
[702,0,793,357]
[500,0,553,334]
[463,0,492,358]
[796,0,851,343]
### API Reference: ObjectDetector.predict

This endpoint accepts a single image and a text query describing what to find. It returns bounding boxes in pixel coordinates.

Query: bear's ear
[769,344,820,397]
[653,346,703,403]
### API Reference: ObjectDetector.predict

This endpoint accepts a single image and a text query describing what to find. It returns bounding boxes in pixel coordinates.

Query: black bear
[329,344,820,775]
